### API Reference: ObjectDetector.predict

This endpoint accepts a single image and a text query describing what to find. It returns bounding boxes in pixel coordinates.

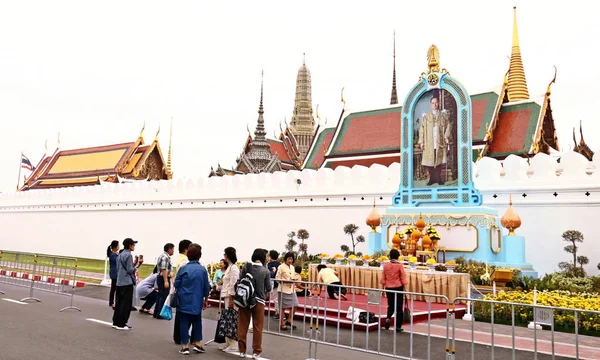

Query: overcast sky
[0,1,597,192]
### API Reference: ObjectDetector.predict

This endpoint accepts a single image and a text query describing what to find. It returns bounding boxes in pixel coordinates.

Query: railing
[0,250,82,312]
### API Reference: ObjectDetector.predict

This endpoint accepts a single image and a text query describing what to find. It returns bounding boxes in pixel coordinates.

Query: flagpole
[16,151,22,191]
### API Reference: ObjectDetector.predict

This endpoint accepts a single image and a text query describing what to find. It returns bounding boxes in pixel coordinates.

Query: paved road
[0,283,576,360]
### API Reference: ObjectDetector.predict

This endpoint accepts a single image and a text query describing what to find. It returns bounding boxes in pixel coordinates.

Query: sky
[0,0,597,192]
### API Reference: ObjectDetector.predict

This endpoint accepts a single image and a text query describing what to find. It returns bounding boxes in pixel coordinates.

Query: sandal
[280,325,288,330]
[285,322,297,329]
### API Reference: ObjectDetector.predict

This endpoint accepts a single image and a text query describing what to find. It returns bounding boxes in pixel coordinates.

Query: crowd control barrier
[0,250,82,312]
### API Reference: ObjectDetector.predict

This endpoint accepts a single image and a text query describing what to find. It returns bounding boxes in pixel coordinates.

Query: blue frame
[392,73,482,207]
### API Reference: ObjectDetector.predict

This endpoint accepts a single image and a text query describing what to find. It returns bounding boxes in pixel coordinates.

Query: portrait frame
[393,72,482,207]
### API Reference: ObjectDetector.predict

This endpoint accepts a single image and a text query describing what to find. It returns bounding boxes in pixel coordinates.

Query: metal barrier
[0,250,82,312]
[262,279,451,360]
[451,295,600,360]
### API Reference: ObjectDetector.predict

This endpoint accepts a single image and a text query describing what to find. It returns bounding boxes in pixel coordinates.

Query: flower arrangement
[476,290,600,334]
[362,255,372,260]
[408,257,418,263]
[333,254,344,259]
[320,253,330,259]
[445,260,456,265]
[348,254,358,259]
[404,227,414,236]
[426,258,436,265]
[378,256,389,262]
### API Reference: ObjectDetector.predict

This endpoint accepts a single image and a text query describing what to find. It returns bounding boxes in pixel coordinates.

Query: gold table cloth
[308,264,468,303]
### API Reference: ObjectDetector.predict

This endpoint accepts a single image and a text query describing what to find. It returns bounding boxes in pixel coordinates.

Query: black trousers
[109,278,117,306]
[153,278,170,319]
[173,309,193,344]
[385,286,404,329]
[112,284,134,327]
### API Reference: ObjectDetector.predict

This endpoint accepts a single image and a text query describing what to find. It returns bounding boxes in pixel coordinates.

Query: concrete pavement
[0,282,579,360]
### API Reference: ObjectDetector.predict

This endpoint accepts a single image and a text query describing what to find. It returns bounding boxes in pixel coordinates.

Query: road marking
[86,318,113,326]
[2,298,27,305]
[224,348,270,359]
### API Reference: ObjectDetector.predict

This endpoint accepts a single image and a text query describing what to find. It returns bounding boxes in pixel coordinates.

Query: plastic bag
[159,294,173,320]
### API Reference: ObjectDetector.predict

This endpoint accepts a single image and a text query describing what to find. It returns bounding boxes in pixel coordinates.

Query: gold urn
[415,213,426,231]
[391,232,403,249]
[501,194,521,236]
[366,200,381,232]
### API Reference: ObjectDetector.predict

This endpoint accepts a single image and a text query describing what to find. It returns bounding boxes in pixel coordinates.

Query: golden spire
[507,6,530,102]
[501,194,522,235]
[166,119,173,179]
[390,31,398,105]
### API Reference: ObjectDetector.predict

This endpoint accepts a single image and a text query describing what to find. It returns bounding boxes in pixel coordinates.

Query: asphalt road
[0,283,575,360]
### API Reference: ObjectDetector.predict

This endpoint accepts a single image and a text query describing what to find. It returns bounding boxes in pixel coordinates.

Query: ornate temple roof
[21,127,171,191]
[234,72,283,174]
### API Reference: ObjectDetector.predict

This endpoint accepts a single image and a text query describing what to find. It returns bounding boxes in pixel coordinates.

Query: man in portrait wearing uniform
[418,93,452,186]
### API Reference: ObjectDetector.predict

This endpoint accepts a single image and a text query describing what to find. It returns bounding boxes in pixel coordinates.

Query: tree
[285,231,297,255]
[597,262,600,271]
[343,224,366,255]
[297,229,310,259]
[577,256,589,270]
[561,230,584,277]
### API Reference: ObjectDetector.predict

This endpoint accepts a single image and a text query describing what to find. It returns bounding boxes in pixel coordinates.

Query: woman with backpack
[219,247,239,352]
[237,248,271,359]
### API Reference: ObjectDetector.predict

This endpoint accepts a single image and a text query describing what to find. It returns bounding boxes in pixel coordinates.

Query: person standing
[219,247,239,352]
[276,252,298,330]
[381,249,408,332]
[174,243,211,355]
[112,238,137,330]
[418,95,451,186]
[172,239,192,344]
[154,243,175,319]
[107,240,119,308]
[238,249,271,359]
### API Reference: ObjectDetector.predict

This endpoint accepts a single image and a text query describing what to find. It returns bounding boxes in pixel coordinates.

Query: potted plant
[348,254,358,266]
[319,253,330,265]
[408,256,418,270]
[426,258,437,271]
[333,253,345,266]
[378,256,389,268]
[362,255,372,267]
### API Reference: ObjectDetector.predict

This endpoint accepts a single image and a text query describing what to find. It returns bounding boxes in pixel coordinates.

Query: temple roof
[471,91,500,144]
[303,127,335,169]
[21,132,170,190]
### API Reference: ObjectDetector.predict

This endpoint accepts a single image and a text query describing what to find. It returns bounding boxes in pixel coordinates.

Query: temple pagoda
[20,126,172,191]
[210,59,318,176]
[303,7,567,170]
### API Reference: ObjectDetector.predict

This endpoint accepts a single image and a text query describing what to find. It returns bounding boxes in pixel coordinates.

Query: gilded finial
[501,194,522,235]
[57,132,61,148]
[341,87,346,110]
[44,139,48,154]
[316,104,321,125]
[139,120,146,140]
[154,124,161,142]
[166,118,173,179]
[427,45,440,74]
[247,123,251,137]
[579,120,586,145]
[477,148,483,162]
[546,65,557,95]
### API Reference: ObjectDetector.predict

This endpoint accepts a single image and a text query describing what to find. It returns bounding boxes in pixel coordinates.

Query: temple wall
[1,152,599,277]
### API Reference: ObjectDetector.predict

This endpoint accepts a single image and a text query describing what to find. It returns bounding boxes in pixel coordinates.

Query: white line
[224,349,270,359]
[2,298,27,305]
[86,318,113,326]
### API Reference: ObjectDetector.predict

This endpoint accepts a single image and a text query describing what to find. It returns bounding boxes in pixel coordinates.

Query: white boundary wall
[1,152,599,277]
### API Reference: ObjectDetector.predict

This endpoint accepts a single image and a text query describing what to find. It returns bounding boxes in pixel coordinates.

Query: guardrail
[0,250,82,312]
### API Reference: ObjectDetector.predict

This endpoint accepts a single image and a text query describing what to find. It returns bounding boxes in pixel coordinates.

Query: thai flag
[21,154,34,171]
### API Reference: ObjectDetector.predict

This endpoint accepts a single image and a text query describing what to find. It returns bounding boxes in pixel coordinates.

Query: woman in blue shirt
[174,243,211,355]
[107,240,119,308]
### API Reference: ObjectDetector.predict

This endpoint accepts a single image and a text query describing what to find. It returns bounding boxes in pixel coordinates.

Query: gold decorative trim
[385,223,479,253]
[490,227,501,254]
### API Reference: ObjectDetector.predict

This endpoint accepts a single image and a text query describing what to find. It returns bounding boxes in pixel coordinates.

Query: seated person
[136,273,158,315]
[316,264,347,300]
[209,259,227,299]
[294,266,309,297]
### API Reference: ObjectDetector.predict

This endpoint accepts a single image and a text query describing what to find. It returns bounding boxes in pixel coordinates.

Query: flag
[21,154,34,171]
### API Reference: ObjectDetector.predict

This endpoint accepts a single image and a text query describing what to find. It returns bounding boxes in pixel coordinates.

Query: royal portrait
[412,89,458,187]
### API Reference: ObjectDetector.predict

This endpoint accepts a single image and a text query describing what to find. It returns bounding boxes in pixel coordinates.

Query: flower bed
[474,290,600,336]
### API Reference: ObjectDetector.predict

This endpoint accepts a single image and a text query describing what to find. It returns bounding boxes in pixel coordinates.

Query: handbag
[170,292,179,308]
[402,295,411,323]
[358,311,376,324]
[218,307,239,339]
[159,294,173,320]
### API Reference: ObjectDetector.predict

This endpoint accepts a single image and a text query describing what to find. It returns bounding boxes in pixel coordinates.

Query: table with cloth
[308,264,468,303]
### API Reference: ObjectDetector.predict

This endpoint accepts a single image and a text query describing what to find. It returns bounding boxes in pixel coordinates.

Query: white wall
[1,152,599,277]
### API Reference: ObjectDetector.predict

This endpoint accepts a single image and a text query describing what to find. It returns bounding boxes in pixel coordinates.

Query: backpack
[234,263,258,309]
